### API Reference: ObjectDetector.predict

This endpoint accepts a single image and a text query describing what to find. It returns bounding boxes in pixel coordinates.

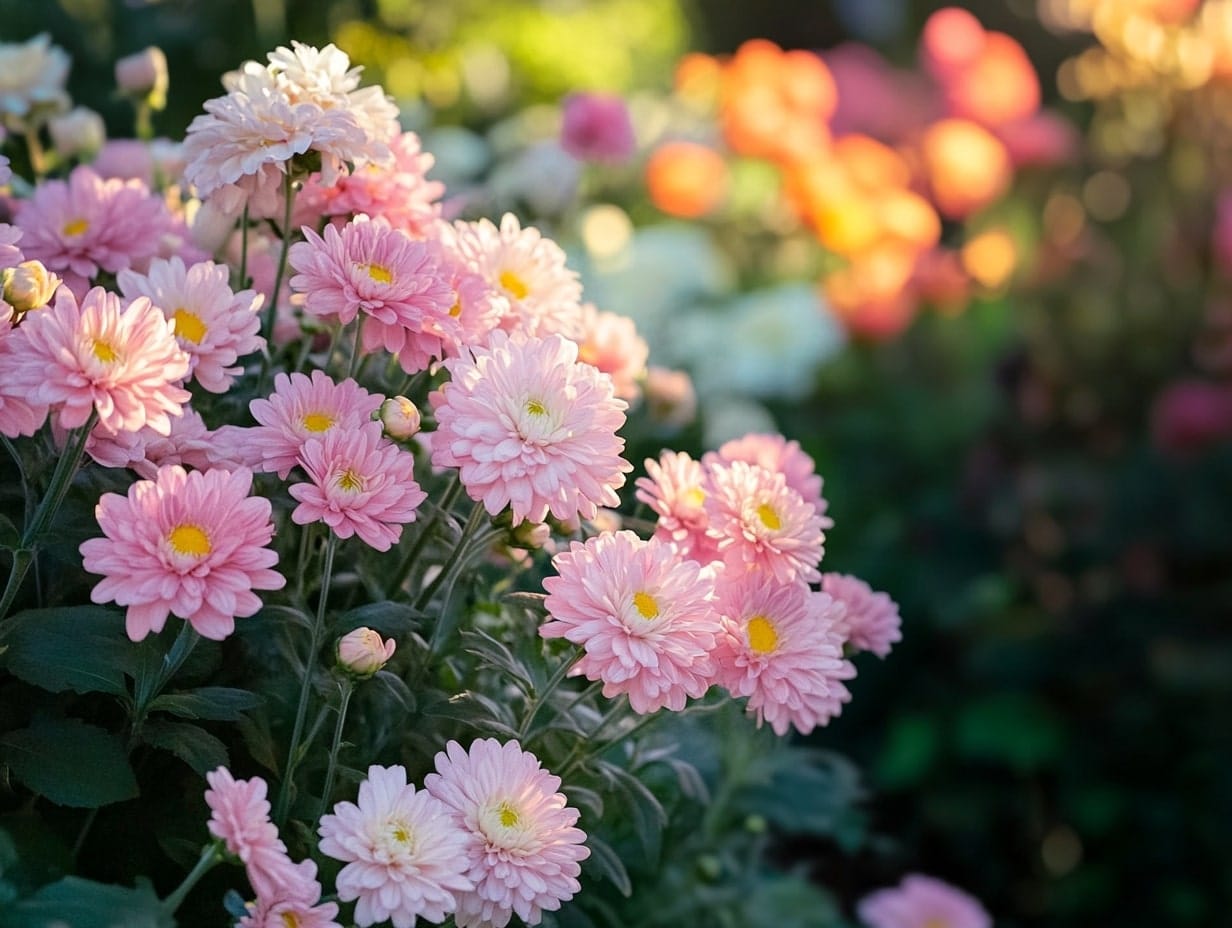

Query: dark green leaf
[0,718,138,808]
[4,876,173,928]
[335,601,423,636]
[0,606,133,697]
[148,687,262,721]
[561,784,604,821]
[0,514,19,551]
[140,720,228,775]
[461,629,535,691]
[583,835,631,897]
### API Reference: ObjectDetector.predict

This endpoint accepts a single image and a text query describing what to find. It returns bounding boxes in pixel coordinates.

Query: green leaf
[140,720,228,775]
[461,629,535,693]
[0,606,134,697]
[147,687,262,721]
[0,718,138,808]
[583,835,631,897]
[0,514,19,551]
[4,876,173,928]
[334,601,423,636]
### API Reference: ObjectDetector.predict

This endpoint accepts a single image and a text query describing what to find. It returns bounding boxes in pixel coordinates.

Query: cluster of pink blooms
[857,873,992,928]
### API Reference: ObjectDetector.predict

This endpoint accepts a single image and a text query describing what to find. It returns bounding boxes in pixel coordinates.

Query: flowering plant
[0,34,963,928]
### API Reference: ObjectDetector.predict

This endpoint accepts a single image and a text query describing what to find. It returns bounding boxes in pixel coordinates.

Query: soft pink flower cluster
[858,873,992,928]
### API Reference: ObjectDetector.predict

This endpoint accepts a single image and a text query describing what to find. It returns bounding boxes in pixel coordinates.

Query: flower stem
[23,128,47,180]
[316,676,354,822]
[260,172,296,347]
[276,532,338,824]
[238,204,251,289]
[388,474,461,597]
[517,650,578,742]
[130,622,200,747]
[161,842,221,914]
[414,500,487,615]
[345,314,365,380]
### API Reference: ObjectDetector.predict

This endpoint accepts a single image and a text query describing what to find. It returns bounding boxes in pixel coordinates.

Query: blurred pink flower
[0,223,23,268]
[1151,379,1232,454]
[821,572,903,658]
[560,92,636,163]
[643,366,697,428]
[858,873,992,928]
[825,43,941,141]
[574,303,648,401]
[0,310,48,438]
[994,112,1079,168]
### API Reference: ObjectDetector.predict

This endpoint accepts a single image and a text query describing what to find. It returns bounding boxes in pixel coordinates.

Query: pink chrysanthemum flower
[857,874,992,928]
[86,406,216,478]
[707,432,831,524]
[8,287,190,435]
[821,572,903,658]
[429,243,507,357]
[438,214,584,338]
[704,460,826,584]
[290,421,427,551]
[247,370,383,478]
[15,166,173,294]
[318,765,474,928]
[0,313,49,438]
[424,739,590,928]
[0,223,23,268]
[288,218,457,373]
[239,890,341,928]
[574,303,648,402]
[430,331,631,526]
[204,767,306,902]
[542,530,721,713]
[80,465,285,641]
[634,450,719,565]
[714,577,855,735]
[117,257,263,394]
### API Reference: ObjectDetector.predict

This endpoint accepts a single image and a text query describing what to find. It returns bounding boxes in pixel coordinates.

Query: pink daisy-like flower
[707,432,830,524]
[424,739,590,928]
[15,166,173,294]
[290,421,427,551]
[80,465,285,641]
[430,330,631,526]
[821,572,903,658]
[117,257,263,393]
[429,242,507,357]
[0,313,49,438]
[247,370,383,478]
[634,450,719,565]
[542,530,721,713]
[574,303,648,402]
[857,874,992,928]
[560,93,636,164]
[704,460,826,585]
[203,767,306,902]
[318,765,473,928]
[8,287,190,435]
[714,576,854,735]
[438,214,583,338]
[239,889,341,928]
[0,223,24,268]
[86,405,216,478]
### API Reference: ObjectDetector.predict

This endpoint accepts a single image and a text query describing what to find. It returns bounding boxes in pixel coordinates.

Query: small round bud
[115,47,169,109]
[644,366,697,428]
[379,396,421,440]
[47,107,105,160]
[509,520,551,550]
[2,261,60,313]
[336,627,396,677]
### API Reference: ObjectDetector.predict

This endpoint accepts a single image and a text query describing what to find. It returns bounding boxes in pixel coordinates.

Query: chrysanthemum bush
[0,36,984,928]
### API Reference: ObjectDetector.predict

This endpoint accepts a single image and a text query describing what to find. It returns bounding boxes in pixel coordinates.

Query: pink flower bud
[115,47,169,108]
[336,627,396,676]
[644,366,697,428]
[2,260,60,313]
[509,520,552,550]
[379,396,421,439]
[47,107,104,159]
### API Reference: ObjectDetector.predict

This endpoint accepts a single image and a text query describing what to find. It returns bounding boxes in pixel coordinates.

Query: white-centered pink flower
[542,530,721,713]
[857,874,992,928]
[8,287,190,435]
[247,370,383,478]
[574,303,648,402]
[290,421,427,551]
[118,256,263,393]
[81,465,285,641]
[424,739,590,928]
[714,576,854,735]
[203,767,306,902]
[821,572,903,658]
[430,331,632,525]
[318,764,473,928]
[707,432,831,523]
[86,405,216,478]
[704,459,826,584]
[635,449,720,565]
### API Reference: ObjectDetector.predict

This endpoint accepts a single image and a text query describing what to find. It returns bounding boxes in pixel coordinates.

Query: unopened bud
[3,261,60,313]
[115,47,169,109]
[336,627,396,677]
[379,396,421,440]
[509,520,551,550]
[644,366,697,428]
[47,107,104,160]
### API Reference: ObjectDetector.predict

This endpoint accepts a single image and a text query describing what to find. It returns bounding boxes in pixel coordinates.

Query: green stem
[345,314,366,380]
[413,501,487,615]
[0,414,94,620]
[558,696,629,776]
[24,127,47,180]
[517,651,578,742]
[388,474,461,597]
[260,173,295,347]
[276,532,338,824]
[316,677,355,822]
[161,842,220,914]
[134,101,154,142]
[131,622,200,745]
[238,204,251,289]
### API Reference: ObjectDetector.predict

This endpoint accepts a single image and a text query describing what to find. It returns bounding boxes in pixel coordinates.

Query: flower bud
[2,260,60,313]
[115,47,169,109]
[379,396,421,439]
[509,520,551,550]
[47,107,105,160]
[644,366,697,428]
[336,627,396,677]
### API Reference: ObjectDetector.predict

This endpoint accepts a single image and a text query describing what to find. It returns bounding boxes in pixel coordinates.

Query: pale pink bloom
[247,370,383,478]
[297,131,444,237]
[0,223,23,268]
[80,465,285,641]
[290,421,427,551]
[424,739,590,928]
[288,218,456,373]
[714,577,854,735]
[204,767,306,902]
[430,331,632,525]
[336,627,396,675]
[118,257,264,393]
[2,259,61,313]
[994,112,1078,168]
[708,432,830,524]
[574,303,647,402]
[858,874,992,928]
[634,450,719,564]
[704,460,826,585]
[644,366,697,428]
[15,166,173,293]
[8,287,190,435]
[86,406,215,478]
[319,765,473,928]
[0,312,49,437]
[429,242,506,356]
[438,214,584,338]
[542,530,721,713]
[560,93,636,163]
[0,34,70,124]
[239,889,341,928]
[47,106,104,159]
[821,572,902,658]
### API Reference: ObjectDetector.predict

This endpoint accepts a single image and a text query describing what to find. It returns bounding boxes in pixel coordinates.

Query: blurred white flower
[0,34,70,126]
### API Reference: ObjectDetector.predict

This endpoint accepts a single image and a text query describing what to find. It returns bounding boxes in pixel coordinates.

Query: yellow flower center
[92,339,118,363]
[747,615,779,654]
[497,801,520,828]
[525,398,547,417]
[172,308,207,344]
[577,343,599,367]
[168,524,211,558]
[683,486,706,508]
[388,820,413,844]
[922,920,949,928]
[633,591,659,620]
[448,300,462,317]
[62,217,88,237]
[363,262,393,285]
[499,269,529,300]
[302,412,334,432]
[281,914,299,928]
[337,468,364,492]
[756,503,781,531]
